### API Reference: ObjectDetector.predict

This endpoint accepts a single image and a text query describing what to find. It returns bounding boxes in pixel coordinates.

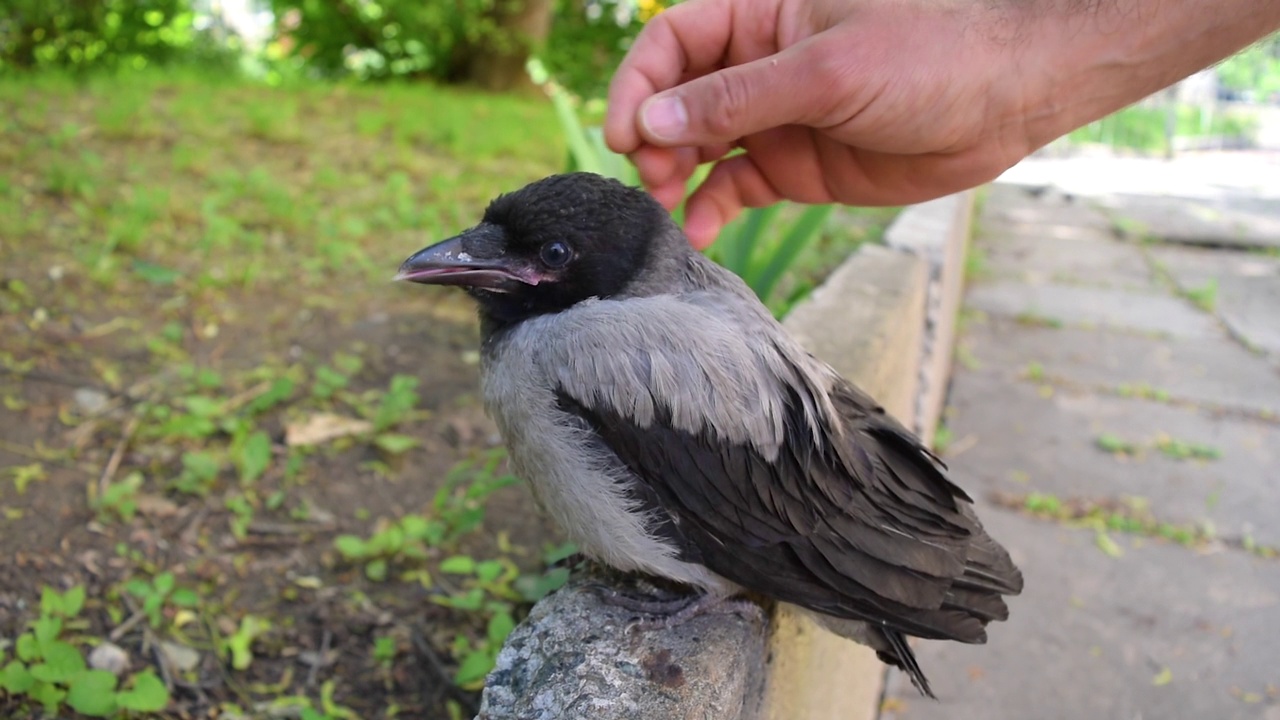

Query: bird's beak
[395,230,539,292]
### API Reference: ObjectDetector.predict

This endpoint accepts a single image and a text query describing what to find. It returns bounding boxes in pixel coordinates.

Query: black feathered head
[397,173,676,326]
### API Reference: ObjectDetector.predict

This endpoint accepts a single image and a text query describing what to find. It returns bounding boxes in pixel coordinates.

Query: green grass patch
[993,491,1275,558]
[1066,103,1260,154]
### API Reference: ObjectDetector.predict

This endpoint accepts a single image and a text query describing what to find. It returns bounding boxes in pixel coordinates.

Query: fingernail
[642,95,688,142]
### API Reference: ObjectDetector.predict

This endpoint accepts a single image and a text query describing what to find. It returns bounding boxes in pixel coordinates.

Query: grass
[1013,311,1065,329]
[1065,103,1260,154]
[0,70,563,296]
[1095,432,1222,461]
[992,491,1276,559]
[0,69,570,719]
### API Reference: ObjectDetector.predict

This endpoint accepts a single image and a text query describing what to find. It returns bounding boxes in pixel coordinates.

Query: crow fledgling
[397,172,1022,697]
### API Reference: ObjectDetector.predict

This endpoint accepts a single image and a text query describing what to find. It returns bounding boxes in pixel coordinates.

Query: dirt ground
[1,275,566,718]
[0,75,566,718]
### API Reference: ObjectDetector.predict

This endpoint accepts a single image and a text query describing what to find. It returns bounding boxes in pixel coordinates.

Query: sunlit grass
[0,70,564,299]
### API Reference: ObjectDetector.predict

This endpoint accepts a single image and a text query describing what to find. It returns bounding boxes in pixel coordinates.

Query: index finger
[604,0,735,154]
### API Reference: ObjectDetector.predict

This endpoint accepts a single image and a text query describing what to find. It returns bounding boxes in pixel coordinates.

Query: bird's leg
[627,594,764,632]
[589,585,764,631]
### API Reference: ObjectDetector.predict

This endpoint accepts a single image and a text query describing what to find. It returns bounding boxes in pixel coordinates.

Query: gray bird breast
[476,291,831,599]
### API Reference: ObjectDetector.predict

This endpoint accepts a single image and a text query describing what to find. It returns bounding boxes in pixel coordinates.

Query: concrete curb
[476,191,976,720]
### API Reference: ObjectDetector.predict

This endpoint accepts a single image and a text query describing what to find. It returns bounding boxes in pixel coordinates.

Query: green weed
[1,586,169,717]
[1014,311,1065,329]
[1183,278,1219,312]
[121,571,200,628]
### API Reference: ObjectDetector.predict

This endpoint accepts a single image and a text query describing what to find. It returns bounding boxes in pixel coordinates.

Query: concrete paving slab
[883,507,1280,720]
[966,281,1223,340]
[960,316,1280,417]
[976,230,1156,290]
[903,157,1280,720]
[942,373,1280,549]
[998,153,1280,205]
[1096,193,1280,250]
[1149,246,1280,356]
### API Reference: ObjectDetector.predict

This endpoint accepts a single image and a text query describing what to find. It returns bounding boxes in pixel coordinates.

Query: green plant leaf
[374,433,418,454]
[1095,531,1124,558]
[61,585,86,618]
[440,555,475,575]
[40,587,64,618]
[124,578,152,598]
[116,669,170,712]
[333,535,368,560]
[170,588,200,607]
[153,571,176,596]
[372,375,420,432]
[454,648,496,687]
[487,611,516,646]
[365,559,388,582]
[433,588,486,611]
[0,660,34,693]
[225,615,270,671]
[475,559,504,583]
[30,679,66,715]
[66,669,119,716]
[235,430,272,485]
[246,377,295,414]
[399,515,429,539]
[751,204,834,302]
[15,633,37,662]
[183,396,223,418]
[515,567,570,603]
[36,639,86,682]
[31,616,62,655]
[729,204,782,282]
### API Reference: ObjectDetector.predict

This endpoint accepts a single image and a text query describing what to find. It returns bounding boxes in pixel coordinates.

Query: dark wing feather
[559,373,1022,645]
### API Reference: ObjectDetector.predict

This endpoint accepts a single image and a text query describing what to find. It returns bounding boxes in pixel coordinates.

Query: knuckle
[702,71,754,139]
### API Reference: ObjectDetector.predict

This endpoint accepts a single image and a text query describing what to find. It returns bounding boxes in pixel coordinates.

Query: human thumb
[637,41,828,146]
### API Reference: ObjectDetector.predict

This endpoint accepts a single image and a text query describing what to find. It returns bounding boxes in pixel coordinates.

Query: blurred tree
[0,0,198,73]
[1218,33,1280,100]
[542,0,651,98]
[269,0,554,89]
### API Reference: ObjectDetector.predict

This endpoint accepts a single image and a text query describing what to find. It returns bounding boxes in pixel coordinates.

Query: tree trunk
[466,0,554,93]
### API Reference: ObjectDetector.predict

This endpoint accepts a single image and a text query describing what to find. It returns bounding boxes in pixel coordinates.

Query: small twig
[247,520,334,536]
[0,439,47,461]
[0,367,107,391]
[411,629,480,716]
[306,629,332,689]
[109,607,148,642]
[221,380,273,413]
[98,415,139,497]
[149,630,175,692]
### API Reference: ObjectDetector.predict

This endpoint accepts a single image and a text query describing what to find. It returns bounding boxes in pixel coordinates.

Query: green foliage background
[0,0,203,73]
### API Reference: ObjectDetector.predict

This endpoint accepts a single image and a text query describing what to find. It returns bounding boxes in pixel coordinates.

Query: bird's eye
[539,241,572,268]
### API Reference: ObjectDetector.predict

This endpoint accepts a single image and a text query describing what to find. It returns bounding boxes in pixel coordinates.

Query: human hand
[605,0,1039,248]
[605,0,1280,249]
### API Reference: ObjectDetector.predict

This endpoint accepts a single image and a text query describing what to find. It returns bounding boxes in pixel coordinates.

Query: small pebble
[88,642,130,676]
[73,387,110,415]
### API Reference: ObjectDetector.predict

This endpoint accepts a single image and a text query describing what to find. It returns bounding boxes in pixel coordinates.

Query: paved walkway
[883,164,1280,719]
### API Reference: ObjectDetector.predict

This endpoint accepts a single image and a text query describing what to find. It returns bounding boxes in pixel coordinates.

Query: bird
[396,172,1023,697]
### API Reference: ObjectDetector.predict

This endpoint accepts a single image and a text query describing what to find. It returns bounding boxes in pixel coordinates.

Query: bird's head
[396,173,678,326]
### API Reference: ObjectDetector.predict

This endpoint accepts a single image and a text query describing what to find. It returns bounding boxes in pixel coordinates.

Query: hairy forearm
[1002,0,1280,148]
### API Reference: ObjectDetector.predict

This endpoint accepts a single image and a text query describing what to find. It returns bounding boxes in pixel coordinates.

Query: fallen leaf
[158,641,200,673]
[285,413,372,447]
[135,494,179,518]
[1152,666,1172,686]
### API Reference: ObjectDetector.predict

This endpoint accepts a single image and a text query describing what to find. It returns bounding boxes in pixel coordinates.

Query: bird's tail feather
[877,628,936,699]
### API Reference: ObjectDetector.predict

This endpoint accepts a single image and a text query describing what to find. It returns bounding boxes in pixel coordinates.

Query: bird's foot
[590,586,764,632]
